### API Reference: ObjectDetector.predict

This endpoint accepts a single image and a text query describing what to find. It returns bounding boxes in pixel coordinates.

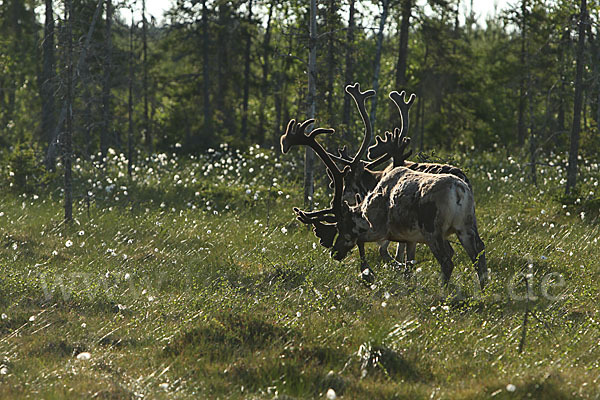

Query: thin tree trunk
[326,0,338,131]
[128,11,134,178]
[64,0,74,223]
[341,0,356,139]
[528,77,536,185]
[566,0,587,195]
[305,0,318,209]
[101,0,112,159]
[201,0,212,139]
[391,0,412,128]
[274,29,294,148]
[517,0,527,147]
[369,0,390,133]
[257,2,274,145]
[142,0,152,153]
[216,3,234,138]
[41,0,55,147]
[241,0,254,141]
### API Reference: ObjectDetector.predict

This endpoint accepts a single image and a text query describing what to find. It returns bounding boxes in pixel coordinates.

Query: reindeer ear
[312,221,337,248]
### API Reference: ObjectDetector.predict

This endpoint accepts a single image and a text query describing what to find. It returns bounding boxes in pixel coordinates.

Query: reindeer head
[331,200,362,260]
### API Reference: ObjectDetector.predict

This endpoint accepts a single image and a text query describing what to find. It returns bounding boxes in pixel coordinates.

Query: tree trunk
[517,0,528,147]
[201,0,212,140]
[216,3,234,139]
[142,0,152,153]
[41,0,55,148]
[101,0,112,159]
[391,0,412,128]
[369,0,390,134]
[241,0,254,141]
[305,0,318,209]
[326,0,338,131]
[566,0,587,195]
[341,0,356,139]
[528,77,536,185]
[128,11,134,178]
[257,2,274,145]
[64,0,74,223]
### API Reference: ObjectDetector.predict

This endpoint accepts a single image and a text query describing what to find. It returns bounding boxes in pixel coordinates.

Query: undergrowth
[0,145,598,399]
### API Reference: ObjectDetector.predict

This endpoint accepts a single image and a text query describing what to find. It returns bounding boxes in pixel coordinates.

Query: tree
[142,0,152,153]
[369,0,390,132]
[257,1,275,145]
[41,0,56,148]
[128,8,134,178]
[391,0,412,128]
[101,0,113,158]
[566,0,588,195]
[517,0,528,147]
[64,0,74,223]
[45,0,104,169]
[305,0,318,209]
[241,0,254,141]
[341,0,356,139]
[201,0,212,139]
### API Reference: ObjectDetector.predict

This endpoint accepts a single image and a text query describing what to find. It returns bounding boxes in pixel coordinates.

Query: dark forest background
[0,0,596,193]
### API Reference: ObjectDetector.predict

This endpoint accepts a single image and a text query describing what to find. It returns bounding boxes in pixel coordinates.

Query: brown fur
[332,167,488,288]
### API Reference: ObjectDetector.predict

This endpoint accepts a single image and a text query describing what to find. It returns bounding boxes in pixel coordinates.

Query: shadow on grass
[164,312,296,359]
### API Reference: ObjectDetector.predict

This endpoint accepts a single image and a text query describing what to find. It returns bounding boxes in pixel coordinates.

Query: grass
[0,145,598,399]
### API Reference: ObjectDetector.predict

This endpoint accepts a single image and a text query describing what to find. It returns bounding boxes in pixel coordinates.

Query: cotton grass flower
[76,352,91,361]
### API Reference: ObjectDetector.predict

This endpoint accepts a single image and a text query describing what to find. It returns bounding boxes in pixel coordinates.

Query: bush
[5,142,51,193]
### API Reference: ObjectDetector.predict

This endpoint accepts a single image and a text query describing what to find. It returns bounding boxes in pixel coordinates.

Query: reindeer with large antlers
[368,90,473,267]
[282,83,487,288]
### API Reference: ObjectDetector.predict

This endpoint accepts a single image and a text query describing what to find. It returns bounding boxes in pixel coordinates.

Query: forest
[0,0,599,399]
[0,0,598,188]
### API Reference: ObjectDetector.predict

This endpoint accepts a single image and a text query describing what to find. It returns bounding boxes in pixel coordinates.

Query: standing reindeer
[368,90,473,267]
[281,83,487,289]
[319,85,473,275]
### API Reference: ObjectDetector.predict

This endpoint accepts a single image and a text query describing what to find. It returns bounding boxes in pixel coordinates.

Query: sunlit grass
[0,146,598,398]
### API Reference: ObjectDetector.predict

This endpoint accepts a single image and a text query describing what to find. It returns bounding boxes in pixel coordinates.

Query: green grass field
[0,146,599,399]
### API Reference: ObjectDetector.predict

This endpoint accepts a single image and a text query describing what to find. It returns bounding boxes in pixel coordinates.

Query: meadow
[0,144,599,399]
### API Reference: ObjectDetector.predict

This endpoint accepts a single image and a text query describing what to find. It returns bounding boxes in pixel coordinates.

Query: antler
[367,90,416,167]
[280,118,348,219]
[345,83,376,168]
[389,90,416,140]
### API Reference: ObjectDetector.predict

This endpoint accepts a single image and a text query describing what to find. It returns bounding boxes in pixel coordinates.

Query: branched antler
[280,118,348,227]
[367,90,416,167]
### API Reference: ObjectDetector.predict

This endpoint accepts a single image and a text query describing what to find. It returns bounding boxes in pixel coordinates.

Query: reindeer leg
[428,238,455,286]
[358,242,374,284]
[401,242,416,277]
[457,229,487,289]
[378,240,392,262]
[394,242,407,264]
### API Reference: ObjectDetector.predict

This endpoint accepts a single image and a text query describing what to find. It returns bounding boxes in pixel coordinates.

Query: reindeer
[281,83,487,289]
[367,90,473,267]
[318,85,473,276]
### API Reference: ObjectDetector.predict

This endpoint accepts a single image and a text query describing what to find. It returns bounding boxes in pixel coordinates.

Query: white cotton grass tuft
[326,388,337,399]
[506,383,516,392]
[76,352,91,360]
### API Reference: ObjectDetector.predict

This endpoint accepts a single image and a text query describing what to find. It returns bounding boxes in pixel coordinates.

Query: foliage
[4,142,53,193]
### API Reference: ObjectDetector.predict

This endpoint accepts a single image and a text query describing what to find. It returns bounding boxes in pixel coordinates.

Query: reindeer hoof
[359,268,375,284]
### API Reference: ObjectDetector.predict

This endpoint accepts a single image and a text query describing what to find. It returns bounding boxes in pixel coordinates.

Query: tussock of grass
[0,147,598,398]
